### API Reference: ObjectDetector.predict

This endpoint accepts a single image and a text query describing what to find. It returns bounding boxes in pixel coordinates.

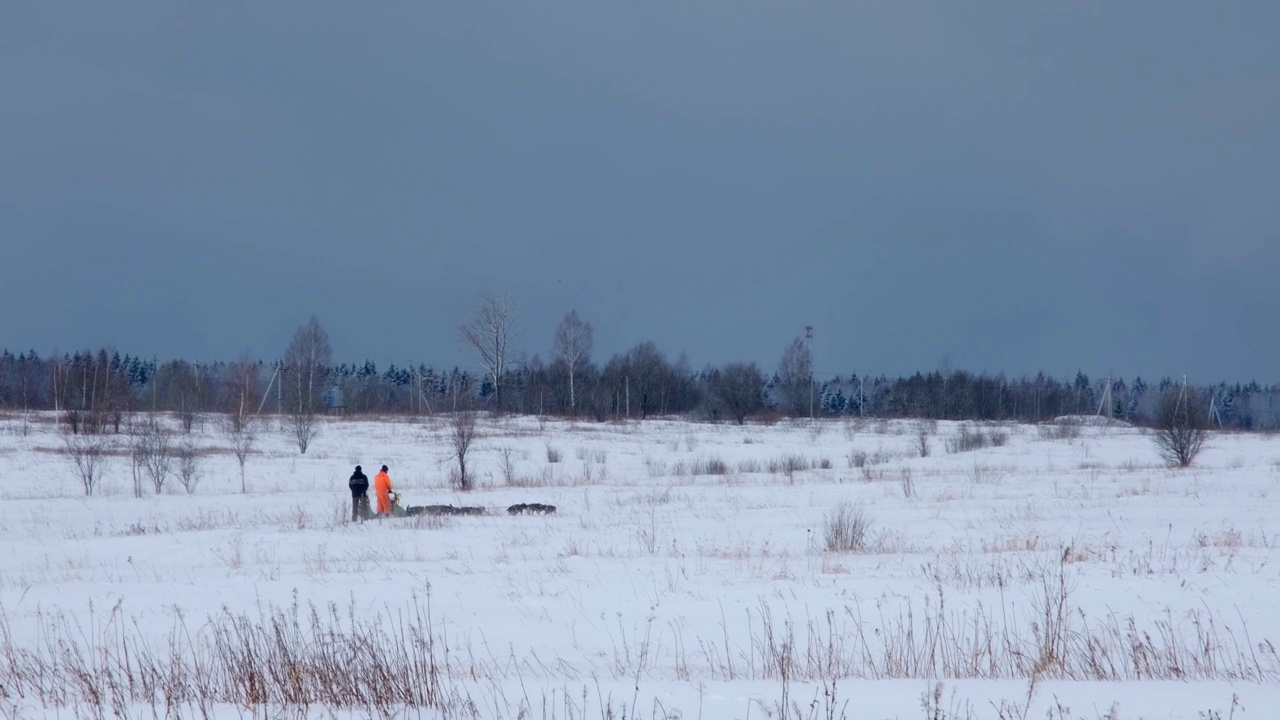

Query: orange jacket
[374,470,392,496]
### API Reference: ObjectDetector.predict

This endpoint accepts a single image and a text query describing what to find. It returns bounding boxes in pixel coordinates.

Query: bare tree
[16,352,37,436]
[175,439,202,493]
[127,420,146,498]
[160,360,204,433]
[1151,384,1210,467]
[223,354,261,434]
[552,310,593,416]
[64,433,112,496]
[132,416,174,494]
[106,352,133,433]
[283,316,332,454]
[61,350,114,435]
[776,336,813,417]
[223,355,260,493]
[448,410,479,491]
[459,293,518,412]
[624,341,672,419]
[227,416,256,494]
[711,362,765,424]
[125,414,165,497]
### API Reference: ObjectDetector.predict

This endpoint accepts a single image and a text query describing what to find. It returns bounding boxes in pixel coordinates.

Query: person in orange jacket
[374,465,393,515]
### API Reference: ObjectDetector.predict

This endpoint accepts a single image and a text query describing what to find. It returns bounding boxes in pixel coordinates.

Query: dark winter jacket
[349,468,369,497]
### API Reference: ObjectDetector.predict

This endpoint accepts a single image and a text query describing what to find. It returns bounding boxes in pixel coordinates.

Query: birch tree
[283,316,331,454]
[459,293,518,412]
[552,310,593,416]
[223,355,260,493]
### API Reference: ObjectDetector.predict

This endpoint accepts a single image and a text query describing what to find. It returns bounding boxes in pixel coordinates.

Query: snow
[0,413,1277,719]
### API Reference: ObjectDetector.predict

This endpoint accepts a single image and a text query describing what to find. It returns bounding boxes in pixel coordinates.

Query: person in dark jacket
[349,465,370,522]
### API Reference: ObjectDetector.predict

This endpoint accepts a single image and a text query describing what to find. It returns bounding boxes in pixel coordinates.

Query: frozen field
[0,413,1277,719]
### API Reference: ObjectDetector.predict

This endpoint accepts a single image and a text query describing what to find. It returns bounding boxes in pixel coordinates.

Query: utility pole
[52,356,60,416]
[257,360,281,416]
[805,325,814,420]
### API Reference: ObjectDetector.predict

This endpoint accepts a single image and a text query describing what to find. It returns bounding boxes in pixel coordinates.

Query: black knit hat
[355,465,362,472]
[381,465,388,472]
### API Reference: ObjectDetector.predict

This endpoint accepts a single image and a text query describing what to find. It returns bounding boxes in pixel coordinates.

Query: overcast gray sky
[2,1,1277,382]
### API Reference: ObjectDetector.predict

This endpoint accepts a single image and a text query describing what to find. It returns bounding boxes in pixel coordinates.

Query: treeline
[2,346,1278,431]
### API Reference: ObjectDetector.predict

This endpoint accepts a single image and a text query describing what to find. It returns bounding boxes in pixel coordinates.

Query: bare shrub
[286,409,322,456]
[1039,420,1083,441]
[969,463,1002,485]
[914,420,933,457]
[449,411,479,491]
[847,450,868,468]
[768,455,809,476]
[135,417,174,493]
[899,468,914,498]
[693,456,730,475]
[64,434,112,496]
[497,446,517,486]
[946,424,989,454]
[546,444,563,463]
[842,417,866,440]
[643,456,666,477]
[1151,385,1210,468]
[823,502,872,553]
[942,425,1010,453]
[175,440,202,494]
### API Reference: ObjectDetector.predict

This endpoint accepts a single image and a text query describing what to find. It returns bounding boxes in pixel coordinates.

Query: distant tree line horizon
[2,306,1278,432]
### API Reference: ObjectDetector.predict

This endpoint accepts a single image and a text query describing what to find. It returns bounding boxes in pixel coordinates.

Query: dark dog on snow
[507,503,556,516]
[406,504,486,517]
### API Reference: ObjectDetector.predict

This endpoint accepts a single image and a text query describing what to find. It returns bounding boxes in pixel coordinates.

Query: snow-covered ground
[0,413,1277,719]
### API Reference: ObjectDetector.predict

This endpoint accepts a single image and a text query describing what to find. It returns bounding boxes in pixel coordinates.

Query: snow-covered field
[0,413,1277,719]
